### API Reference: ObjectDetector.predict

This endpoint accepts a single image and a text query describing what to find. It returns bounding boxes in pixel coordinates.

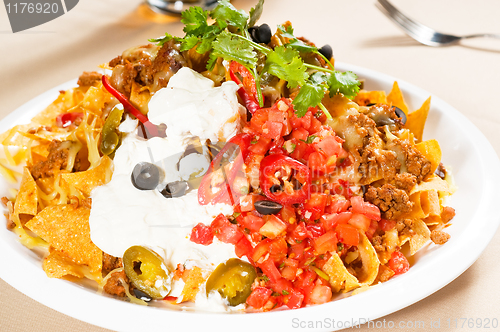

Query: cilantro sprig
[149,0,360,119]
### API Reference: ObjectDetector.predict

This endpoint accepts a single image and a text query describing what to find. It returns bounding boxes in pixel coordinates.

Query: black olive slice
[249,24,271,44]
[393,106,407,125]
[160,181,189,198]
[132,288,152,302]
[131,162,160,190]
[318,44,333,60]
[254,200,283,215]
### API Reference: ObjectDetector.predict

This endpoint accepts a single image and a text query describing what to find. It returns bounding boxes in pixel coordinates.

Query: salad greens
[149,0,360,119]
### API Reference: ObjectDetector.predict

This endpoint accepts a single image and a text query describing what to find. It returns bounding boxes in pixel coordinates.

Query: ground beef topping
[430,230,450,245]
[102,253,123,277]
[103,270,131,298]
[441,206,456,223]
[29,140,71,180]
[77,71,102,87]
[365,184,413,220]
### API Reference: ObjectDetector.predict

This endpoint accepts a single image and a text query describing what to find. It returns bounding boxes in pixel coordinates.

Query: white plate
[1,62,499,332]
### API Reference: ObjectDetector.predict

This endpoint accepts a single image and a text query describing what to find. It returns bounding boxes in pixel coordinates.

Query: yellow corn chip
[14,168,38,217]
[387,82,409,116]
[410,174,453,195]
[424,215,441,226]
[61,155,112,197]
[25,204,102,273]
[409,219,431,255]
[415,139,441,174]
[420,190,441,217]
[406,97,431,142]
[43,247,85,279]
[407,192,426,219]
[31,88,85,126]
[180,267,205,302]
[354,90,387,106]
[322,252,360,293]
[130,82,151,115]
[356,231,380,286]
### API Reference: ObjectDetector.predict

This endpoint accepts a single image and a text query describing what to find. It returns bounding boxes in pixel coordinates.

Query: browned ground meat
[109,55,122,68]
[393,172,417,191]
[371,235,385,252]
[365,184,413,220]
[396,218,414,235]
[399,140,432,182]
[441,206,456,223]
[431,230,450,245]
[77,71,102,87]
[102,253,123,277]
[435,162,447,179]
[103,270,130,297]
[29,140,70,180]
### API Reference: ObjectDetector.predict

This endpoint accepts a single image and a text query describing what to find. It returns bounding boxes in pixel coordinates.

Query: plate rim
[0,62,499,332]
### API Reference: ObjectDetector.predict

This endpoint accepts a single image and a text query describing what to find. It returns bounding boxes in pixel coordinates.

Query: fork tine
[377,0,437,41]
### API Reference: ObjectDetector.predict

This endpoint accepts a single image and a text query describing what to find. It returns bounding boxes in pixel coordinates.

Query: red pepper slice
[198,133,252,205]
[101,75,159,137]
[229,61,262,114]
[259,154,311,205]
[56,112,83,128]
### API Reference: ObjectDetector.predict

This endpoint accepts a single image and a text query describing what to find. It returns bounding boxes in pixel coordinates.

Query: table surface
[1,0,500,331]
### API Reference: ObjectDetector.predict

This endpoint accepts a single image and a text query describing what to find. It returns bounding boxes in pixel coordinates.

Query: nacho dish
[1,0,455,311]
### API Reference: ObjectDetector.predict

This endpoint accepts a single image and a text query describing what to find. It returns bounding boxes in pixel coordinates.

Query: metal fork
[376,0,500,46]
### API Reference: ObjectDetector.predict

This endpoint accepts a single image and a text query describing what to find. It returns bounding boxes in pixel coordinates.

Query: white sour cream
[89,68,246,310]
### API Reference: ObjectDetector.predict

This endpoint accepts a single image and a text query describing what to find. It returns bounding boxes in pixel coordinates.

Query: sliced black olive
[270,184,282,194]
[254,200,283,215]
[249,24,271,44]
[318,44,333,60]
[131,162,160,190]
[160,181,189,198]
[360,184,367,195]
[393,106,407,125]
[132,288,152,302]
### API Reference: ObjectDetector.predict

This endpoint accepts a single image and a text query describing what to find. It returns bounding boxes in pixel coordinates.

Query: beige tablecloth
[1,0,500,331]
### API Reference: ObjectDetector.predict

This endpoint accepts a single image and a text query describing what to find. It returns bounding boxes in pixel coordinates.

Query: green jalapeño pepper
[99,107,123,156]
[123,246,171,300]
[205,258,257,306]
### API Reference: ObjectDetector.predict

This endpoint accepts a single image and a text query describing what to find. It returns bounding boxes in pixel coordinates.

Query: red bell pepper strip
[229,61,262,114]
[101,75,159,137]
[198,133,253,205]
[259,154,311,205]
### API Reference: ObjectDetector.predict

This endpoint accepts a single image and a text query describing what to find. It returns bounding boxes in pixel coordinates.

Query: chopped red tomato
[379,219,397,231]
[240,214,265,232]
[389,250,410,275]
[335,224,359,246]
[210,214,243,244]
[348,213,371,231]
[350,196,381,221]
[190,223,214,245]
[285,289,304,309]
[258,258,281,283]
[321,212,352,231]
[246,287,272,309]
[312,230,338,254]
[259,215,287,239]
[235,236,253,259]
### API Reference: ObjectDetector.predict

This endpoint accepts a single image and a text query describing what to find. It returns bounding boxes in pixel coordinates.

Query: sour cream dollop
[89,68,246,298]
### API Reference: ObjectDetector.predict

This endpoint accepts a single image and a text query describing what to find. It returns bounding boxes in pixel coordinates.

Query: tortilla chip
[180,267,205,302]
[407,193,426,219]
[424,215,441,226]
[61,155,113,197]
[322,252,360,293]
[25,204,102,273]
[387,82,409,116]
[406,97,431,142]
[130,82,151,115]
[409,219,431,255]
[416,139,441,174]
[419,190,441,217]
[43,247,85,279]
[356,231,380,286]
[31,88,85,126]
[410,174,453,195]
[354,90,387,106]
[81,85,113,116]
[14,168,38,217]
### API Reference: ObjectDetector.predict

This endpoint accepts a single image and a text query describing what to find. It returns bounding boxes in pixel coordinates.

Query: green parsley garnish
[282,290,290,295]
[149,0,360,118]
